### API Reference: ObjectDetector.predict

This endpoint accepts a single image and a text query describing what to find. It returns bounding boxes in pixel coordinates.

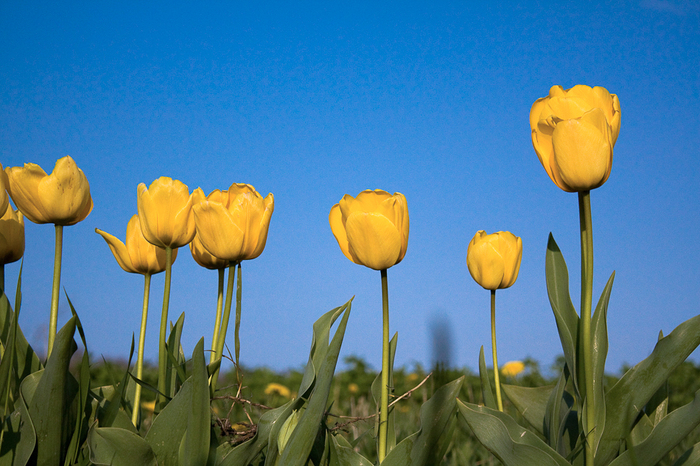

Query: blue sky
[1,1,698,375]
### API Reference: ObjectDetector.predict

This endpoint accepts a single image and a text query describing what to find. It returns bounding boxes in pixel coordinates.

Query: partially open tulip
[0,203,25,265]
[193,184,274,263]
[467,230,522,290]
[530,85,621,192]
[4,155,93,225]
[137,177,196,249]
[329,190,409,271]
[96,215,176,275]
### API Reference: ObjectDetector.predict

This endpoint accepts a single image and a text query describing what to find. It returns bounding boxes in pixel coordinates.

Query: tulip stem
[211,262,236,394]
[47,224,63,359]
[378,268,390,463]
[234,262,242,394]
[210,267,226,364]
[579,191,595,466]
[133,273,151,427]
[156,246,173,409]
[491,290,504,412]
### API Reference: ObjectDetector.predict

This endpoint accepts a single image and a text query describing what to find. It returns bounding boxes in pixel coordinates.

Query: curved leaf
[502,383,553,435]
[478,346,496,410]
[329,434,374,466]
[88,426,157,466]
[180,339,214,466]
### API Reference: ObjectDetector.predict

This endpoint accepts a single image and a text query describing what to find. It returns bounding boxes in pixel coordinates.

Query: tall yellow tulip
[4,155,93,225]
[192,183,274,263]
[137,177,196,249]
[0,203,25,266]
[96,215,175,275]
[467,230,522,290]
[329,189,409,271]
[530,85,621,192]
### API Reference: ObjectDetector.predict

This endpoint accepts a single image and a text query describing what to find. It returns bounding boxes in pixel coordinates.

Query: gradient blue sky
[1,1,698,375]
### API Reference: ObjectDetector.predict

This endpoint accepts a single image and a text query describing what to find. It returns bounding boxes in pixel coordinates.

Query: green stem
[378,269,390,463]
[234,262,242,392]
[132,273,151,427]
[579,191,595,466]
[491,290,503,412]
[210,267,226,364]
[156,247,173,409]
[211,262,236,394]
[47,224,63,359]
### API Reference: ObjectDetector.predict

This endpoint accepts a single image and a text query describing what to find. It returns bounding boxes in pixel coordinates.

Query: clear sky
[1,1,698,376]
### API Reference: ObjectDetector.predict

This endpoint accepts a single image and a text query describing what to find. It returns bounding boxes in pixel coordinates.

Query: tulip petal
[193,202,246,262]
[138,177,194,248]
[248,193,274,260]
[190,233,227,270]
[126,215,172,274]
[96,228,138,274]
[0,206,24,265]
[36,156,93,226]
[552,108,612,192]
[497,232,522,288]
[329,204,354,264]
[345,212,401,271]
[467,237,505,290]
[5,163,52,224]
[228,192,265,258]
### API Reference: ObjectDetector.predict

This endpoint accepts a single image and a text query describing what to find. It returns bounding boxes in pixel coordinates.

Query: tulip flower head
[530,85,621,192]
[193,183,274,263]
[137,177,196,249]
[467,230,522,290]
[329,189,409,271]
[501,360,525,378]
[0,203,25,265]
[96,215,176,275]
[4,155,93,225]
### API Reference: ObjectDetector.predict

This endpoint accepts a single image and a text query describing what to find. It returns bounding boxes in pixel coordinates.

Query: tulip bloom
[192,184,274,263]
[467,231,522,290]
[501,360,525,378]
[137,177,196,249]
[530,85,621,192]
[4,155,93,225]
[96,215,176,275]
[329,190,409,271]
[0,203,25,266]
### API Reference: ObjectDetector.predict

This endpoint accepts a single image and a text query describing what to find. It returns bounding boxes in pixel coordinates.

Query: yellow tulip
[329,190,409,271]
[4,155,93,225]
[192,183,274,263]
[467,230,522,290]
[96,215,176,275]
[501,360,525,377]
[264,382,292,398]
[137,177,196,249]
[0,203,25,265]
[530,85,621,192]
[189,233,228,269]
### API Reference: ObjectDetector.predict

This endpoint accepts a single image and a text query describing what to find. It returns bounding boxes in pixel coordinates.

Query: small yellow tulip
[137,177,196,249]
[264,382,292,398]
[329,190,409,271]
[96,215,176,275]
[467,230,522,290]
[501,360,525,377]
[0,203,25,265]
[192,184,274,263]
[4,155,93,225]
[530,85,621,192]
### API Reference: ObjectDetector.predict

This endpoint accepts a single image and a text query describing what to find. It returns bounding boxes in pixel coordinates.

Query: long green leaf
[502,383,553,435]
[144,376,192,465]
[28,316,77,466]
[165,313,186,399]
[545,234,580,398]
[278,300,352,465]
[544,367,578,456]
[597,313,700,465]
[607,389,700,466]
[180,339,214,466]
[329,434,374,466]
[588,271,614,454]
[0,281,41,389]
[87,426,157,466]
[0,379,36,466]
[672,441,700,466]
[458,399,570,466]
[478,346,496,410]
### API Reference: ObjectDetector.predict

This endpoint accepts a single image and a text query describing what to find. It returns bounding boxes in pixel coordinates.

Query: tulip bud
[0,203,25,265]
[137,177,196,249]
[530,85,621,192]
[329,189,409,271]
[96,215,176,275]
[467,230,522,290]
[4,155,93,225]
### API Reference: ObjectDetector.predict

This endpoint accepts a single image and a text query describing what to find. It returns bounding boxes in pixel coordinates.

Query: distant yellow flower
[530,85,621,192]
[329,189,409,271]
[4,155,93,225]
[264,382,291,398]
[0,203,25,265]
[467,230,522,290]
[348,383,359,394]
[137,177,196,249]
[406,373,420,383]
[96,215,176,275]
[193,184,274,263]
[501,361,525,377]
